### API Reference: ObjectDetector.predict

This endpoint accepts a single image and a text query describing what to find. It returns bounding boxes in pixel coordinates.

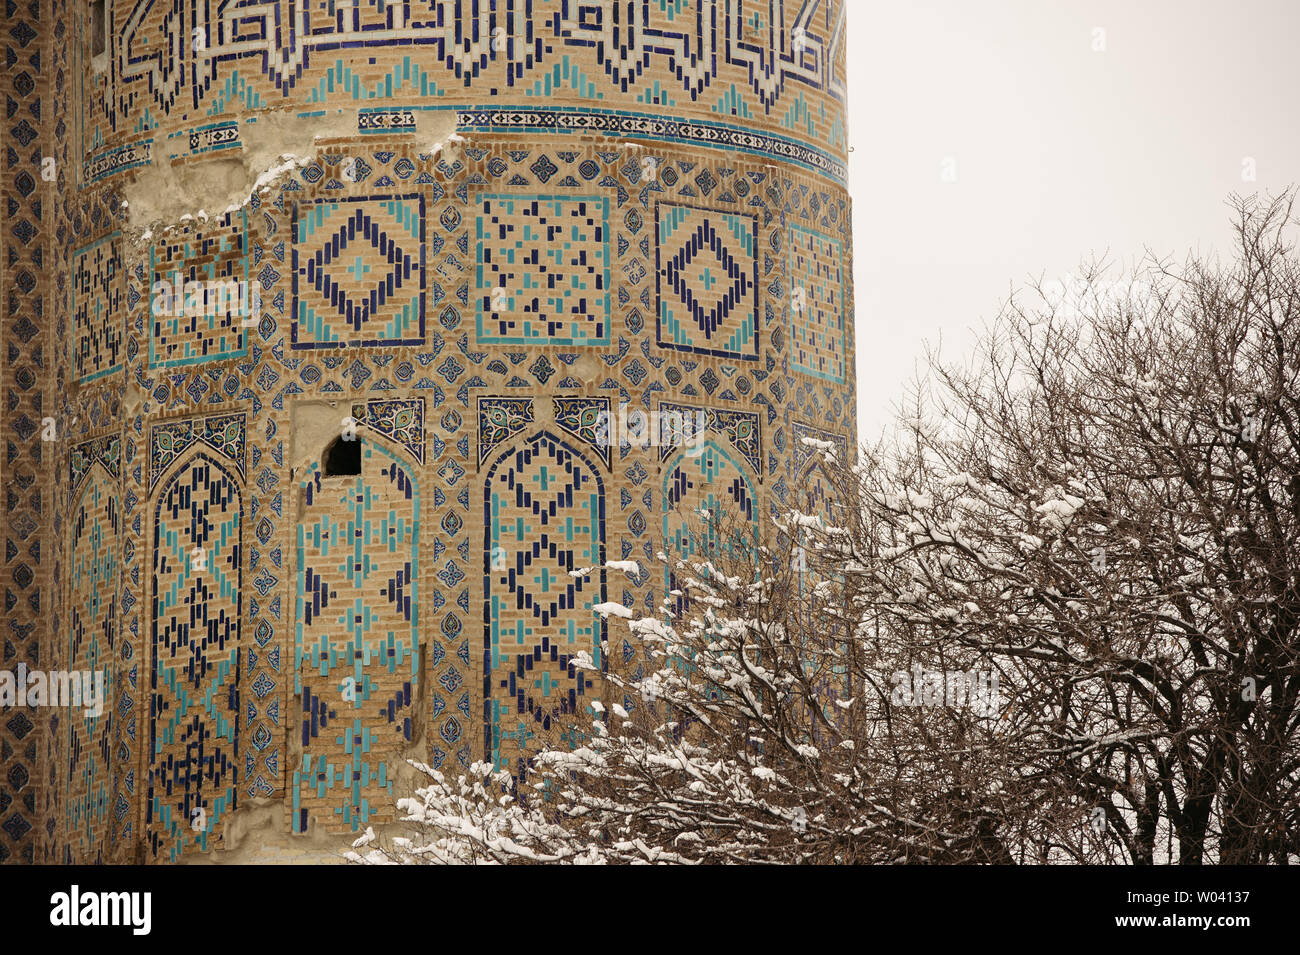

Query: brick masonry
[1,0,856,863]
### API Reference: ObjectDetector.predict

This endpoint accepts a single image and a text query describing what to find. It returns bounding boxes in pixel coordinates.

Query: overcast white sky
[847,0,1300,440]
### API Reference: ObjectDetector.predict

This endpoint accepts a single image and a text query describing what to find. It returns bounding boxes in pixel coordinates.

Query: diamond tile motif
[292,195,426,349]
[475,194,610,345]
[788,223,846,382]
[656,202,758,359]
[293,443,419,835]
[150,454,243,862]
[484,432,604,777]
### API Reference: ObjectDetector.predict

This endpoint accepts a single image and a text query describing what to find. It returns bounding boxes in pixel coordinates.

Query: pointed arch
[65,459,120,862]
[292,434,421,834]
[147,450,243,862]
[662,437,759,615]
[482,430,607,778]
[797,457,840,524]
[792,456,850,734]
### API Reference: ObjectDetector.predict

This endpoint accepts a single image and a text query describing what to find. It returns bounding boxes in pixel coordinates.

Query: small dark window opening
[323,436,361,477]
[91,0,107,60]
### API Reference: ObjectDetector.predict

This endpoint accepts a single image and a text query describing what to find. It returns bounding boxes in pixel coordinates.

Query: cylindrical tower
[50,0,854,862]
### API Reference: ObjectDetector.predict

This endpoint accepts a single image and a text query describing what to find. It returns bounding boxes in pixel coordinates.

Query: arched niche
[65,459,120,862]
[482,430,607,779]
[291,433,421,835]
[147,450,243,862]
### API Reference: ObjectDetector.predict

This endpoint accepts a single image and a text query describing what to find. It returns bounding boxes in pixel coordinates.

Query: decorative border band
[453,107,847,185]
[83,106,846,188]
[84,140,152,185]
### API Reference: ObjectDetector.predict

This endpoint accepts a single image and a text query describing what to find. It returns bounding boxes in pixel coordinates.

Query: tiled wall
[293,441,421,835]
[1,0,55,866]
[5,0,857,863]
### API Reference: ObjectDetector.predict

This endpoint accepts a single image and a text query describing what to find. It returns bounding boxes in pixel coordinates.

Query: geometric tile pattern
[662,439,758,620]
[476,195,610,345]
[38,86,854,864]
[114,420,142,861]
[797,458,839,526]
[149,210,250,368]
[552,396,614,468]
[0,0,47,865]
[72,233,124,383]
[293,442,419,834]
[657,401,763,480]
[106,1,850,166]
[791,420,849,476]
[477,396,535,466]
[149,413,247,489]
[148,454,243,862]
[19,0,861,868]
[450,107,847,182]
[483,432,604,778]
[33,138,855,864]
[656,203,758,359]
[788,223,846,382]
[425,410,473,777]
[351,398,426,465]
[292,195,426,349]
[66,466,120,863]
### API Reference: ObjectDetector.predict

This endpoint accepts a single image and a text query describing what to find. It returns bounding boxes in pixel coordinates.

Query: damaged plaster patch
[119,109,464,246]
[119,110,341,232]
[392,110,462,161]
[121,109,463,235]
[290,400,352,478]
[179,799,352,865]
[422,111,462,152]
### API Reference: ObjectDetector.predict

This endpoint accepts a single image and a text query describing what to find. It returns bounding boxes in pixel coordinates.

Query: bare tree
[351,504,1055,864]
[853,192,1300,864]
[352,193,1300,865]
